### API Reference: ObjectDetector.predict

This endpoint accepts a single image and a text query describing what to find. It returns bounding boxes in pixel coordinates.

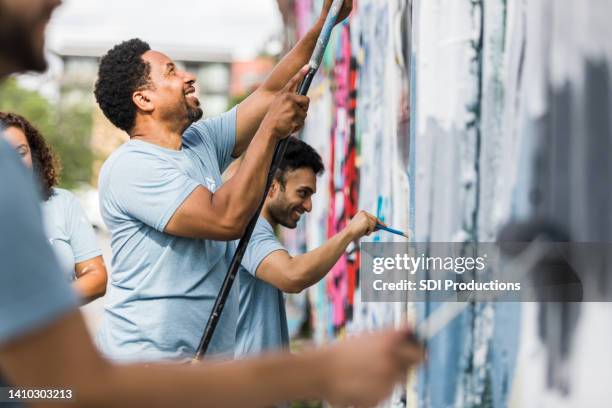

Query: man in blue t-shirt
[236,137,382,357]
[92,36,314,361]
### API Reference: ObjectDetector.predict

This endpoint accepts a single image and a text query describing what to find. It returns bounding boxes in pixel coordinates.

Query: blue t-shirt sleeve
[0,141,77,345]
[65,192,102,263]
[105,150,200,232]
[184,107,237,173]
[242,221,286,277]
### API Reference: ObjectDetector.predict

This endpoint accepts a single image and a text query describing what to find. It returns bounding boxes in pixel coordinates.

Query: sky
[47,0,284,60]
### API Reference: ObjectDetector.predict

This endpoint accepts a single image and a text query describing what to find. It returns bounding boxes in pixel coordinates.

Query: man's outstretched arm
[256,211,381,293]
[233,0,353,157]
[0,309,422,408]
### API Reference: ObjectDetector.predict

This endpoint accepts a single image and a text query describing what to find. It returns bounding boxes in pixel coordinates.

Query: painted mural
[282,0,612,406]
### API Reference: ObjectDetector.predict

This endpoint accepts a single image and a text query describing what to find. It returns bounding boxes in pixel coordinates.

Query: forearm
[214,127,278,233]
[72,271,106,302]
[234,19,324,155]
[261,18,324,94]
[290,227,354,291]
[94,351,326,408]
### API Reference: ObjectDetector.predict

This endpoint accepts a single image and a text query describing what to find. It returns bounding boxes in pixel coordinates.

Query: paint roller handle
[298,68,317,96]
[374,223,411,239]
[297,0,344,96]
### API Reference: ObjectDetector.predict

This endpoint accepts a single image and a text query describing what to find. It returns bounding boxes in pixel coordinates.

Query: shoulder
[190,108,237,134]
[251,218,283,248]
[103,141,159,167]
[100,141,169,183]
[44,188,74,211]
[242,218,286,275]
[50,187,75,202]
[49,188,86,212]
[184,108,238,143]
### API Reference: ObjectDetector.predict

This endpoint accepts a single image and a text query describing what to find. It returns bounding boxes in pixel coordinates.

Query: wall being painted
[282,0,612,406]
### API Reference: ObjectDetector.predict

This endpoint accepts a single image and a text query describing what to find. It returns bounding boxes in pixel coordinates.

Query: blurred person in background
[0,112,108,303]
[236,137,384,357]
[0,1,424,408]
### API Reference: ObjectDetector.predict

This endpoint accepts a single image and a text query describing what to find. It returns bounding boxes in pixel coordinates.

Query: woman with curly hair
[1,112,108,303]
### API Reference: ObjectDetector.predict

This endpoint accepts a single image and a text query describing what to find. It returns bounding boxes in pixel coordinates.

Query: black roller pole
[194,0,345,360]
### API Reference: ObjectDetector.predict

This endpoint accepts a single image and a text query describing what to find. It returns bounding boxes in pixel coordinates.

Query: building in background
[230,57,276,102]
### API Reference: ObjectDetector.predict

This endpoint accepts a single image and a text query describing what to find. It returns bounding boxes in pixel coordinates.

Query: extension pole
[194,0,346,360]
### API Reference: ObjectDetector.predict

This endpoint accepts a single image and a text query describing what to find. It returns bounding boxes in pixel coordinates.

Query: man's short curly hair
[275,137,324,188]
[0,112,61,201]
[94,38,152,133]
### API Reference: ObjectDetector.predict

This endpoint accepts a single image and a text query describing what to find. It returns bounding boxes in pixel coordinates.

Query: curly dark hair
[0,112,61,201]
[94,38,152,133]
[275,137,325,188]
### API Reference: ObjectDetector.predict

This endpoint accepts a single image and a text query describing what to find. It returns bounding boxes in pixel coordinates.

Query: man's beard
[268,199,299,229]
[187,105,203,123]
[0,5,51,73]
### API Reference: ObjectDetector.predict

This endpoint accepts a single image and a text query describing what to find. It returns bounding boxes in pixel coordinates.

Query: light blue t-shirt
[97,108,239,362]
[236,217,289,357]
[0,139,77,395]
[41,188,102,281]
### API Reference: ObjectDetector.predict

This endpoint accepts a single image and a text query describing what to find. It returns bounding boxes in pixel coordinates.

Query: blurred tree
[0,78,94,189]
[227,91,250,110]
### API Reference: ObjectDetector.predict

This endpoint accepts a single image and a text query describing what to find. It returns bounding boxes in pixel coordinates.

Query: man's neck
[261,206,278,229]
[131,119,184,150]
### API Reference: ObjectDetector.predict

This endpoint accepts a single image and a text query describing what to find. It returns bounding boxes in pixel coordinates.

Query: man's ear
[268,180,279,199]
[132,90,154,113]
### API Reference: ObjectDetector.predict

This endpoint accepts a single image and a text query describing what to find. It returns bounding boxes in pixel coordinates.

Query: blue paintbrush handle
[375,223,408,238]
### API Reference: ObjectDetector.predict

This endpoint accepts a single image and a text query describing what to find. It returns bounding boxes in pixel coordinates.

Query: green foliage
[0,78,94,189]
[228,91,250,110]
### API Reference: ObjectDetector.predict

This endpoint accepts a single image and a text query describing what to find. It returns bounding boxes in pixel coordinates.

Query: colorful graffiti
[282,0,612,406]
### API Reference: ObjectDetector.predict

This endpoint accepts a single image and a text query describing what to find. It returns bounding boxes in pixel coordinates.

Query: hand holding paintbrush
[345,210,384,240]
[375,223,411,239]
[345,211,410,240]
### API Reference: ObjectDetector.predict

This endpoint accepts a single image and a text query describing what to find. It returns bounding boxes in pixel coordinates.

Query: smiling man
[235,137,381,356]
[94,38,309,362]
[93,0,354,362]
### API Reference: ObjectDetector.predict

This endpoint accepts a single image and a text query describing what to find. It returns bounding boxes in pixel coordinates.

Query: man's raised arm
[232,0,353,157]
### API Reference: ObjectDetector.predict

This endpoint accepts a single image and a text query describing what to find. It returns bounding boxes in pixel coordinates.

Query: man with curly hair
[92,1,355,362]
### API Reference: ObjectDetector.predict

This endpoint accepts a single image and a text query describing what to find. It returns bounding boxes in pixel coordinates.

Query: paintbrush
[375,223,410,239]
